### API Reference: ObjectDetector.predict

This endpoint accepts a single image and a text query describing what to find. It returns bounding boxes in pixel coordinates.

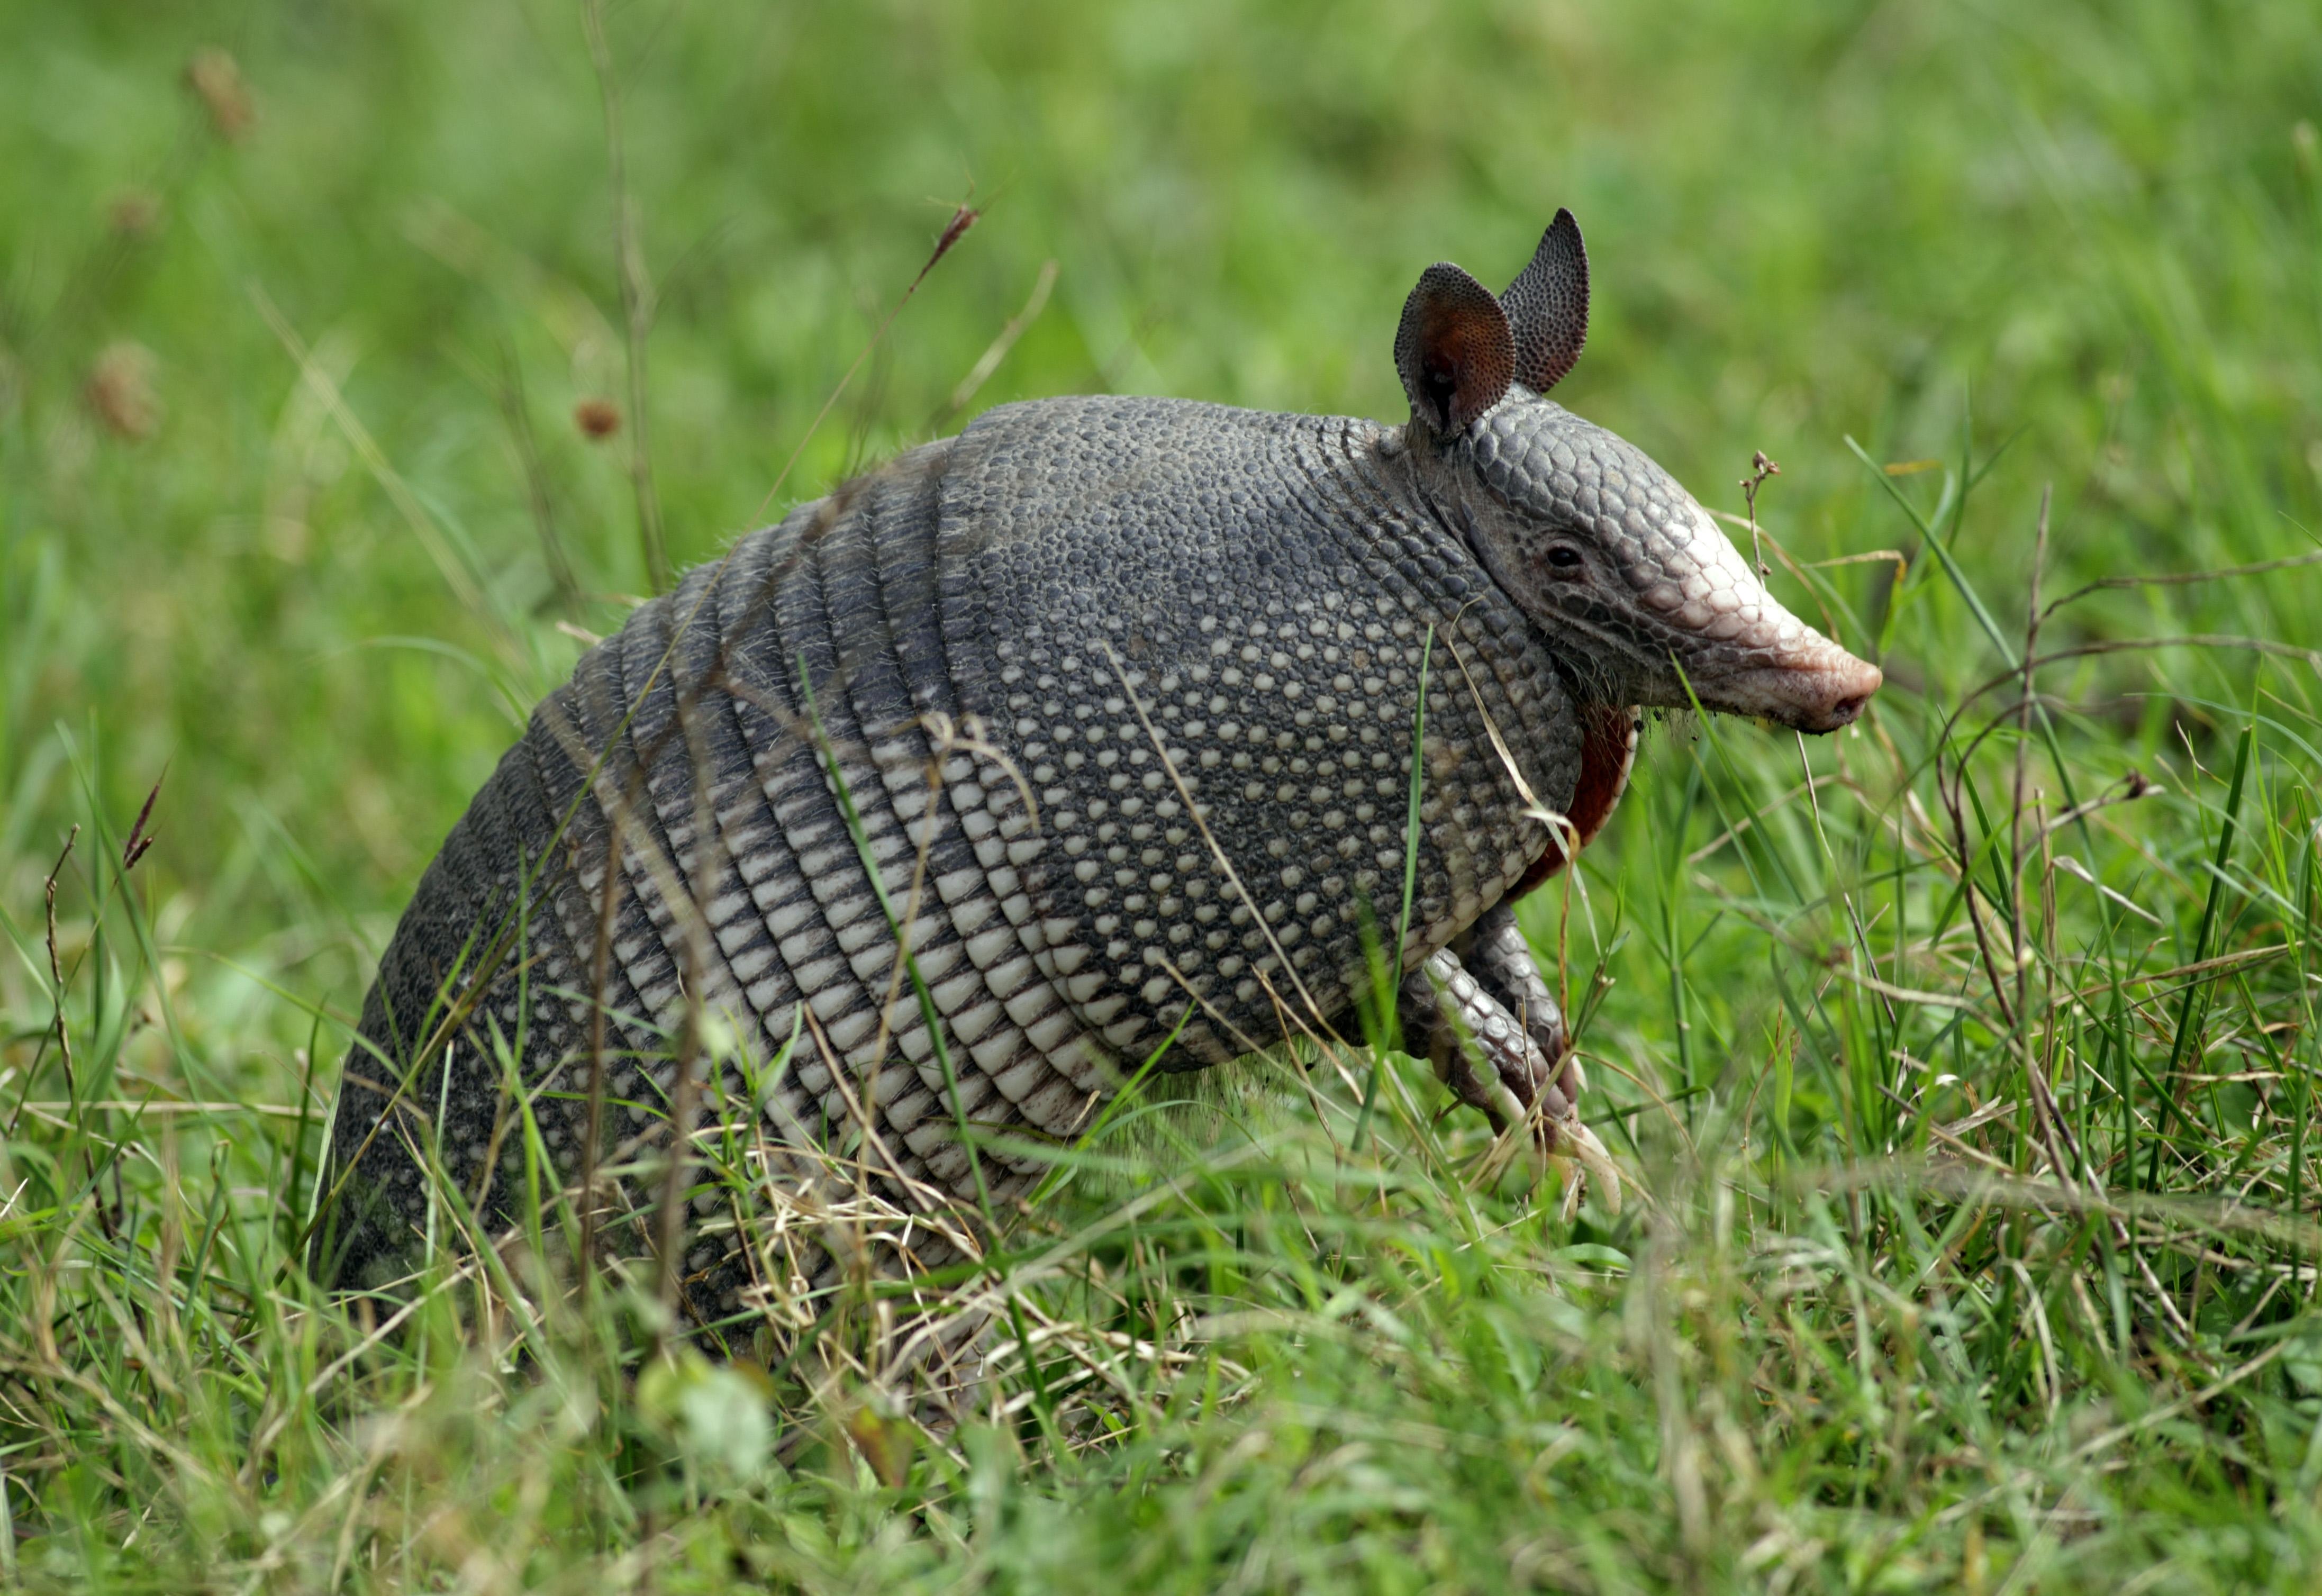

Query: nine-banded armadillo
[310,212,1881,1339]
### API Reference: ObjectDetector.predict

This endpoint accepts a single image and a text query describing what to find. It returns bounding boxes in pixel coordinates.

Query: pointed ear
[1393,263,1516,436]
[1500,208,1589,393]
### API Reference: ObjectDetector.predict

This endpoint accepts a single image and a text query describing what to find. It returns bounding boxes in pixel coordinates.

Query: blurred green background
[8,0,2315,1020]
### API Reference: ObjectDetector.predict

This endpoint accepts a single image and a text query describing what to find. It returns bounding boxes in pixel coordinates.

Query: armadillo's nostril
[1768,652,1882,734]
[1814,657,1883,732]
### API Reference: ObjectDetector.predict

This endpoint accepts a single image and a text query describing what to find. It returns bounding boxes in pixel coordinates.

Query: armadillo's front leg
[1462,904,1583,1104]
[1400,909,1578,1144]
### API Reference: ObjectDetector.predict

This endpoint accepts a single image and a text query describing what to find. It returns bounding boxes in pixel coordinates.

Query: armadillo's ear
[1394,262,1516,436]
[1500,208,1589,394]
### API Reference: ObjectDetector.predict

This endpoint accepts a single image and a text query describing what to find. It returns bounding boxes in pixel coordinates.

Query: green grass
[5,0,2322,1588]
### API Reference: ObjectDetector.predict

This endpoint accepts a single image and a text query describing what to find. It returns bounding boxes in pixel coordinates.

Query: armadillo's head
[1389,213,1881,735]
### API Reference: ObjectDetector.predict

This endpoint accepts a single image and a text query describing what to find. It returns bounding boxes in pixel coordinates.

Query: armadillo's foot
[1400,924,1577,1149]
[1399,933,1620,1212]
[1463,903,1583,1102]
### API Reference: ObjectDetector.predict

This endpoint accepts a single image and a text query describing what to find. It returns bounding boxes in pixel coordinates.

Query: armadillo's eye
[1545,544,1583,574]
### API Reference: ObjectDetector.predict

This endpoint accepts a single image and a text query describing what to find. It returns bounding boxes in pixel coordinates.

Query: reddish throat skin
[1512,703,1640,899]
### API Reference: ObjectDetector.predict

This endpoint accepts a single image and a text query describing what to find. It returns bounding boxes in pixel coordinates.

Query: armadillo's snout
[1778,643,1883,734]
[1696,625,1883,735]
[1639,506,1885,734]
[1826,656,1883,729]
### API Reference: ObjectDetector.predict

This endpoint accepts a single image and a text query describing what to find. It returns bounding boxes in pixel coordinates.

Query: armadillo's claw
[1560,1119,1622,1216]
[1401,919,1620,1214]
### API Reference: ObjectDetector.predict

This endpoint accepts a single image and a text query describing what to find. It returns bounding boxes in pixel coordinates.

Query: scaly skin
[310,217,1881,1347]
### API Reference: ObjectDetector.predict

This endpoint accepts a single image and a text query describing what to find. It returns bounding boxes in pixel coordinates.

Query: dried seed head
[185,48,253,141]
[930,205,978,268]
[574,397,621,440]
[86,342,162,441]
[108,190,162,240]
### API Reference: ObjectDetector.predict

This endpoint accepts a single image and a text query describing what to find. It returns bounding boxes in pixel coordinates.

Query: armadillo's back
[310,397,1582,1340]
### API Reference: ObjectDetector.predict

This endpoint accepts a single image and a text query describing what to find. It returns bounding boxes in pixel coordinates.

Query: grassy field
[4,0,2322,1588]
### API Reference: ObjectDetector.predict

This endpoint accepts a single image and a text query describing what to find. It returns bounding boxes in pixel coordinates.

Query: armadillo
[310,212,1880,1338]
